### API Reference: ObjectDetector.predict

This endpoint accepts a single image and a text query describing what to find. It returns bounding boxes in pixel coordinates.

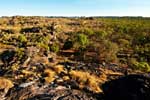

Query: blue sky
[0,0,150,16]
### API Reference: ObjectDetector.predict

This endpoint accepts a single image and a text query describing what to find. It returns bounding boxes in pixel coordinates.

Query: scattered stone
[18,80,36,88]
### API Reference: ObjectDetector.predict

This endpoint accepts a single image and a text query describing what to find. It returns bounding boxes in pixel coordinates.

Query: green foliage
[87,40,119,63]
[134,43,150,62]
[1,17,150,94]
[50,43,59,53]
[18,34,27,43]
[38,36,50,44]
[18,34,27,47]
[73,34,89,50]
[15,48,27,62]
[118,39,130,49]
[37,42,50,51]
[29,34,50,44]
[130,58,150,72]
[95,30,108,39]
[98,40,119,63]
[0,34,10,43]
[0,16,150,72]
[82,28,94,35]
[134,32,148,45]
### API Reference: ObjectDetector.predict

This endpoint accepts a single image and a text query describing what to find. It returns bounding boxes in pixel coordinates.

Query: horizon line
[0,15,150,18]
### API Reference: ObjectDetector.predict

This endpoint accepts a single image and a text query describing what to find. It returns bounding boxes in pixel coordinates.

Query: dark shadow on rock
[102,74,150,100]
[0,50,16,67]
[27,94,54,100]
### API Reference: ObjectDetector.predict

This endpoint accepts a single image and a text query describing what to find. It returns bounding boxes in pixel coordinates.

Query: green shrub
[18,34,27,47]
[95,30,108,39]
[134,43,150,62]
[37,42,50,51]
[15,48,27,63]
[98,40,119,63]
[130,59,150,72]
[18,34,27,43]
[82,28,94,36]
[50,43,59,53]
[73,34,89,50]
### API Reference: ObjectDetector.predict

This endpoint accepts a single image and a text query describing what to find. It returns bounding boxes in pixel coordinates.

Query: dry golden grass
[21,70,35,76]
[11,63,19,71]
[53,65,66,74]
[0,43,15,51]
[44,69,56,83]
[44,65,67,83]
[62,76,70,81]
[69,70,104,93]
[98,68,123,76]
[0,77,14,95]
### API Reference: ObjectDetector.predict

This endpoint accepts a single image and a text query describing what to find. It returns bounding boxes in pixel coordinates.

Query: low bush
[130,58,150,72]
[50,43,59,53]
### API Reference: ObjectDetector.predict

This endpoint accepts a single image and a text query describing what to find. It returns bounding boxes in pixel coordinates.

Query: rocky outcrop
[4,74,150,100]
[6,83,98,100]
[102,74,150,100]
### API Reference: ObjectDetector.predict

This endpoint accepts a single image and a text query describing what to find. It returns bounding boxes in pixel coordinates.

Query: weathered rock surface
[6,84,99,100]
[2,74,150,100]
